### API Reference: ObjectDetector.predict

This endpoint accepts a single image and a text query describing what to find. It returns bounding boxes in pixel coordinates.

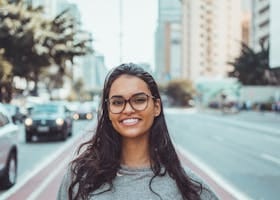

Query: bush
[165,79,196,107]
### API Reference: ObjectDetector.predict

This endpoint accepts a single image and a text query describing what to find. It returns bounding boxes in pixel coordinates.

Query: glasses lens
[109,97,125,113]
[130,94,148,111]
[108,93,151,114]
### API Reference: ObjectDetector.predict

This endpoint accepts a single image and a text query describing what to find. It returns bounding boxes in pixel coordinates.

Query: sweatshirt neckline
[118,164,152,175]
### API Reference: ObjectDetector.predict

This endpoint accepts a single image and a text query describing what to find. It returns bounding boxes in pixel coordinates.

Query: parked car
[3,104,26,124]
[24,102,73,142]
[72,102,96,120]
[0,103,19,189]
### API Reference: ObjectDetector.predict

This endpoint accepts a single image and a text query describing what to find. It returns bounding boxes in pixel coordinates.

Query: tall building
[241,0,252,46]
[251,0,269,52]
[269,0,280,69]
[241,13,251,46]
[155,0,182,82]
[251,0,280,70]
[181,0,242,81]
[75,52,108,92]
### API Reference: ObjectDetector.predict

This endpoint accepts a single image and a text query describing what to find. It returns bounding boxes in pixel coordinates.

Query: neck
[121,138,150,168]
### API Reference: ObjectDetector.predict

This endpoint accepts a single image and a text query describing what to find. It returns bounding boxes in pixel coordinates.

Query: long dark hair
[68,63,204,199]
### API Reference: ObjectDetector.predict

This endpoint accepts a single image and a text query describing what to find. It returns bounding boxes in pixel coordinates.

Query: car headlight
[73,113,79,120]
[25,118,33,126]
[86,113,93,120]
[56,118,64,126]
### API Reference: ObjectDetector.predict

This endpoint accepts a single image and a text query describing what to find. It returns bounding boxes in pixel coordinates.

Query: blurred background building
[154,0,182,82]
[180,0,242,82]
[251,0,269,52]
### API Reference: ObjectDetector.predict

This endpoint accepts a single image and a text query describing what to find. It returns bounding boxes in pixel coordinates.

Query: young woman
[57,63,219,200]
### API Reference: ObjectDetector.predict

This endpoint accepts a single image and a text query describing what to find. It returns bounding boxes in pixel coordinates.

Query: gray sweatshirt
[57,165,219,200]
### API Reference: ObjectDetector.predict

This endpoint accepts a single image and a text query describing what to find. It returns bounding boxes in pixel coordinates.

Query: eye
[132,95,147,104]
[111,98,124,106]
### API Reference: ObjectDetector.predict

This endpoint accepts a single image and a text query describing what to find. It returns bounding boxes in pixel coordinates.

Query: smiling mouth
[121,118,139,125]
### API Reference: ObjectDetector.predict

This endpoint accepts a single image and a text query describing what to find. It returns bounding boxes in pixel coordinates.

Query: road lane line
[26,154,71,200]
[176,145,252,200]
[260,153,280,166]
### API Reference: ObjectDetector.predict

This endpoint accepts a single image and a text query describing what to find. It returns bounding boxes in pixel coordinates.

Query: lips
[120,118,139,125]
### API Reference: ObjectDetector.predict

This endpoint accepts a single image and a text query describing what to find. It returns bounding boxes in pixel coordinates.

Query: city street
[166,108,280,200]
[0,108,279,200]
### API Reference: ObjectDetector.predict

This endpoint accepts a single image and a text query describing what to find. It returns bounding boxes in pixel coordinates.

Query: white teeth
[122,118,138,125]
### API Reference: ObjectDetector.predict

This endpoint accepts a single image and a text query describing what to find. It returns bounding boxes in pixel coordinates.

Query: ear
[154,99,161,117]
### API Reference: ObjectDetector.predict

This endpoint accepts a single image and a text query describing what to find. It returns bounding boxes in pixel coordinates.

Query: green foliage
[0,49,13,103]
[0,0,93,96]
[165,79,196,107]
[228,41,280,85]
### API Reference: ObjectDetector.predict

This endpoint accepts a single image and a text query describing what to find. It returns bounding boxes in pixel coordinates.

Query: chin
[119,130,147,139]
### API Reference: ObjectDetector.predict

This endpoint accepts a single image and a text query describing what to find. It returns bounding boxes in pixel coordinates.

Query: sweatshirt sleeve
[185,168,220,200]
[57,167,72,200]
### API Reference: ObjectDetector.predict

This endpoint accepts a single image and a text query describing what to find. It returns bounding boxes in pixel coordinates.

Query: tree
[0,49,13,102]
[0,0,93,96]
[228,41,279,85]
[46,9,93,91]
[165,79,196,107]
[0,1,54,95]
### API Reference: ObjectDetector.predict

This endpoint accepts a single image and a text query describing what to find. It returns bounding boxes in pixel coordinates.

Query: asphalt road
[1,108,279,200]
[166,108,280,200]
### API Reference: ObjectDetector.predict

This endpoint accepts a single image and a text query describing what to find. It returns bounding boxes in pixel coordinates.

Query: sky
[69,0,158,69]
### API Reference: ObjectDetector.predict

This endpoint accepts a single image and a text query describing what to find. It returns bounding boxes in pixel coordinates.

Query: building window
[259,19,269,28]
[259,5,269,14]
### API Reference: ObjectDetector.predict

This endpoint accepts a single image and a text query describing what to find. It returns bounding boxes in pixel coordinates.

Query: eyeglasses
[107,92,155,114]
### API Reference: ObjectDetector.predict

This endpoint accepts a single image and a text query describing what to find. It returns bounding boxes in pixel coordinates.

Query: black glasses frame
[106,92,155,114]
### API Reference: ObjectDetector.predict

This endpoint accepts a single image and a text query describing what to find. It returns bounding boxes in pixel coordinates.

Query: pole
[119,0,123,63]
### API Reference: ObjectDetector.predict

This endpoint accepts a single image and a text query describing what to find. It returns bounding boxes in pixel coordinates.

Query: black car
[72,102,96,120]
[24,103,73,142]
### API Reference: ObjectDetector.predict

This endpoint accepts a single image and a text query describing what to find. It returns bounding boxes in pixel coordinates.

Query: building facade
[181,0,242,82]
[155,0,182,82]
[251,0,269,52]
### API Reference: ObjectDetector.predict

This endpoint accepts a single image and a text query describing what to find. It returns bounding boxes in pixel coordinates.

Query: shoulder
[184,168,220,200]
[57,166,75,200]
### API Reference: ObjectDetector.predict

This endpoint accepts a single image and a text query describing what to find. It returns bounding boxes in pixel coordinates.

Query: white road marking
[176,145,252,200]
[260,153,280,166]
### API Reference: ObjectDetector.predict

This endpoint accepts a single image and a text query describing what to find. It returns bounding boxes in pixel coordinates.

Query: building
[154,0,182,82]
[241,0,252,46]
[241,12,251,46]
[74,52,108,93]
[251,0,269,52]
[181,0,242,81]
[251,0,280,70]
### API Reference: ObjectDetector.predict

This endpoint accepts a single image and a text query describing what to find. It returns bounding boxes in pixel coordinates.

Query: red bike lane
[2,131,239,200]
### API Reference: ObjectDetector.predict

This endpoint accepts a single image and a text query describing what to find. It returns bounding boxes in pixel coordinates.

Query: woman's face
[108,74,161,140]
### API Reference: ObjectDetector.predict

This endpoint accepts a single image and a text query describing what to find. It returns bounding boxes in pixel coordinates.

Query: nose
[122,101,135,113]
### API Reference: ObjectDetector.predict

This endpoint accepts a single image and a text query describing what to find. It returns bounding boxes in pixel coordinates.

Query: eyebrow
[110,92,147,99]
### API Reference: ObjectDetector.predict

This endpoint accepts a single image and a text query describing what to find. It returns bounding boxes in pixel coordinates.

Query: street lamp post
[119,0,123,63]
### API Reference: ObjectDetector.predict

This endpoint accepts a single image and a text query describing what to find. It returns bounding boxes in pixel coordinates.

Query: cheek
[109,114,119,129]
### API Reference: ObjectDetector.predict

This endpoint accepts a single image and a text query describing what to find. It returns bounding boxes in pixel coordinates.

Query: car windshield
[31,104,60,114]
